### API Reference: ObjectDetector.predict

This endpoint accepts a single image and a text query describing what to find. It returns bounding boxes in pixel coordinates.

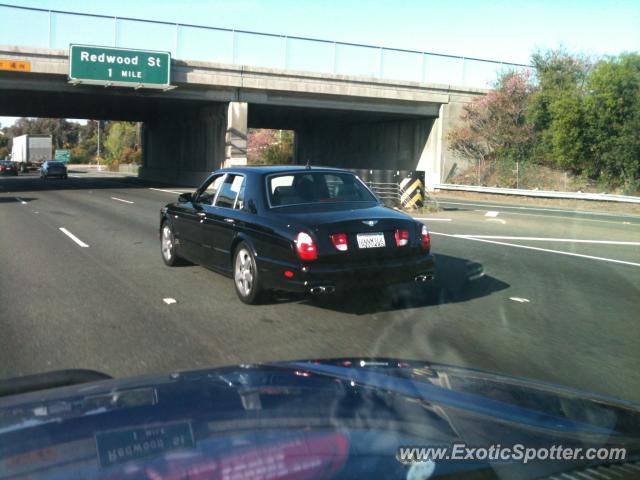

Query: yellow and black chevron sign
[399,177,423,209]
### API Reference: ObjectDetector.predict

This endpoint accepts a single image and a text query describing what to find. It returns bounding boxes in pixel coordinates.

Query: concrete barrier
[118,164,140,174]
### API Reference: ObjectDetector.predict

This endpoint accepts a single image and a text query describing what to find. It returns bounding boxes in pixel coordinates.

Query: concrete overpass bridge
[0,5,530,186]
[0,45,485,186]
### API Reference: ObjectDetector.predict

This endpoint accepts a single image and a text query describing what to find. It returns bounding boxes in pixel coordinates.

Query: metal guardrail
[366,181,401,205]
[431,184,640,204]
[0,3,532,88]
[349,170,425,208]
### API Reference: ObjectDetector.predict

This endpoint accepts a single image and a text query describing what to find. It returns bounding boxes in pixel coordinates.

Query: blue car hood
[1,358,639,479]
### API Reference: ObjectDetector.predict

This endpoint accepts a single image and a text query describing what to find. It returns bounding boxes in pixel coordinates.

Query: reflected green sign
[54,149,70,162]
[95,421,194,467]
[69,45,171,89]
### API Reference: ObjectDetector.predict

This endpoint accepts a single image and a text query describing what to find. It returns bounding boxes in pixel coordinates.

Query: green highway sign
[55,149,70,162]
[69,45,171,89]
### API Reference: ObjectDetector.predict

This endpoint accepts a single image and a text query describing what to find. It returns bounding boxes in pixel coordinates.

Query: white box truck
[11,134,52,172]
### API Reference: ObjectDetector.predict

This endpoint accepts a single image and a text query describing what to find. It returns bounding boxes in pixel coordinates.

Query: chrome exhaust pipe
[310,286,336,295]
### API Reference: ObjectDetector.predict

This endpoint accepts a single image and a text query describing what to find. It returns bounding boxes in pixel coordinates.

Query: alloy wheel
[234,248,253,297]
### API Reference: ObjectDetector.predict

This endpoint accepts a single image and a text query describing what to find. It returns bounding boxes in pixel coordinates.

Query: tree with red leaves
[448,69,535,183]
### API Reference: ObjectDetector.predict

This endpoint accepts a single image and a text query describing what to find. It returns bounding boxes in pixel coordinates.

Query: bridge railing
[0,3,532,88]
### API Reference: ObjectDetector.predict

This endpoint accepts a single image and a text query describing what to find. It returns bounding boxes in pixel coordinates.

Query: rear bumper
[258,253,436,293]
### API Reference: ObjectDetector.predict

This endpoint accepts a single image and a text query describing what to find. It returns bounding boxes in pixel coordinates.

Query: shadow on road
[0,197,37,204]
[0,174,195,193]
[270,254,509,315]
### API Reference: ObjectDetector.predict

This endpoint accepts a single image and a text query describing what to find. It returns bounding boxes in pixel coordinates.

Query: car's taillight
[295,232,317,261]
[330,233,348,251]
[395,229,409,247]
[420,224,431,252]
[0,166,4,171]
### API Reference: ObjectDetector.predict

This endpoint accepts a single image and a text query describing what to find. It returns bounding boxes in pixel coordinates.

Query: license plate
[357,232,385,249]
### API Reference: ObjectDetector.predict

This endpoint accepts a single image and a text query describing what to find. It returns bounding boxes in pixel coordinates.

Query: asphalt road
[1,171,639,403]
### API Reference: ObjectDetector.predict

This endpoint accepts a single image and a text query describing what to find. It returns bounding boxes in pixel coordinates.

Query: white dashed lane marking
[111,197,134,204]
[149,188,190,195]
[59,227,90,248]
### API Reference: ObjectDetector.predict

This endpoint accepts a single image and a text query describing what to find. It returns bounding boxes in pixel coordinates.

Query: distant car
[0,160,18,176]
[160,166,435,304]
[40,160,68,179]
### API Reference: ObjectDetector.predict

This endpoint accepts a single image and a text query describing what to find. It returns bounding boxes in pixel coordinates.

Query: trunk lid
[277,204,421,263]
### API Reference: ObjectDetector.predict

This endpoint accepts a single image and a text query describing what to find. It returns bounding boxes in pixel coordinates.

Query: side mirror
[247,199,258,214]
[178,192,193,203]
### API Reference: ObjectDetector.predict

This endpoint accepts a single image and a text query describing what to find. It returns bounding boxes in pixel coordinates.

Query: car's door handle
[224,218,235,224]
[197,212,206,217]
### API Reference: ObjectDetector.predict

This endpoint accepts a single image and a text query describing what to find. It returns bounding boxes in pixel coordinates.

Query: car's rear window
[48,162,65,167]
[267,171,377,207]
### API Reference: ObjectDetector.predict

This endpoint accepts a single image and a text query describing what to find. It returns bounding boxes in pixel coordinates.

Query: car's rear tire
[160,221,182,267]
[233,243,264,304]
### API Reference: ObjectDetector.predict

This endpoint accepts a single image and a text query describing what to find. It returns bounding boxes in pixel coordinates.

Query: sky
[1,0,639,126]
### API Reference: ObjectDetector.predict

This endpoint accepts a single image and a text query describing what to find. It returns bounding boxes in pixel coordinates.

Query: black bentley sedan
[160,166,435,304]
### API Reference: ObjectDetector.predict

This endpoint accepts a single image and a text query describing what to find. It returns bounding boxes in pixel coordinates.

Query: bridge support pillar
[417,105,445,188]
[417,99,475,189]
[139,103,227,186]
[225,101,248,167]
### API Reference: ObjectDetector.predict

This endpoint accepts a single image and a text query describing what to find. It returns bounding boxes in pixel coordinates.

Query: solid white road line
[149,188,188,195]
[438,200,640,218]
[59,227,90,248]
[473,209,638,226]
[414,217,453,222]
[111,197,134,204]
[454,235,640,246]
[509,297,530,303]
[430,231,640,268]
[15,197,27,205]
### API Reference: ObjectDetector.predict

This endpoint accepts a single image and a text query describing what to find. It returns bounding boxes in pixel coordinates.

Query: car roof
[215,165,351,175]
